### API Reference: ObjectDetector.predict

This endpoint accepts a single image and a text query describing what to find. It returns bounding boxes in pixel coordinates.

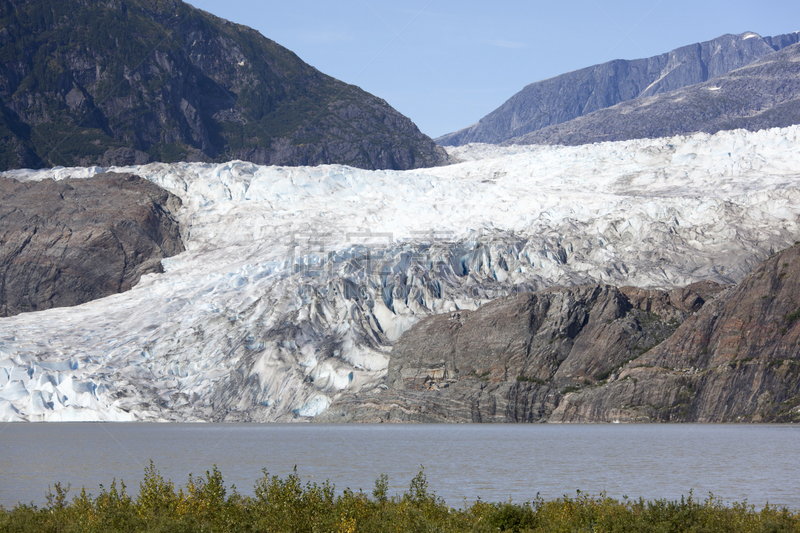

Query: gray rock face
[0,0,450,171]
[0,172,184,316]
[511,43,800,146]
[322,243,800,424]
[553,244,800,423]
[764,32,800,51]
[317,282,721,422]
[437,32,799,147]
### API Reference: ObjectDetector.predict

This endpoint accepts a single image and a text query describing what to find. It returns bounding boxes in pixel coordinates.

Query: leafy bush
[2,464,799,532]
[516,374,546,385]
[785,307,800,323]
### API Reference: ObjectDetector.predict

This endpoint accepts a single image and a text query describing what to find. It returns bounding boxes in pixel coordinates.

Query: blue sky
[193,0,798,138]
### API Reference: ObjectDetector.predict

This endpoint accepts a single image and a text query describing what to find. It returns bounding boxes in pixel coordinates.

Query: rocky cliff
[322,243,800,423]
[552,243,800,423]
[437,32,800,147]
[511,43,800,146]
[0,172,183,316]
[0,0,450,170]
[317,282,724,422]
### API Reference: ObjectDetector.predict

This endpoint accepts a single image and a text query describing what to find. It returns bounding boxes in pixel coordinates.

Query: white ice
[2,125,800,421]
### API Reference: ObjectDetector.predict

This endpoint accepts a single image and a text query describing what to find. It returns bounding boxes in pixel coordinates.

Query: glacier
[2,125,800,422]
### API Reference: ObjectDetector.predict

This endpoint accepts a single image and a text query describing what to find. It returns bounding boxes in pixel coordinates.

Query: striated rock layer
[321,244,800,423]
[553,244,800,423]
[0,172,184,317]
[317,282,724,422]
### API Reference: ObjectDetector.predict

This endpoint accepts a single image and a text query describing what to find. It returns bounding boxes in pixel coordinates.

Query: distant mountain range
[438,32,800,147]
[0,0,450,170]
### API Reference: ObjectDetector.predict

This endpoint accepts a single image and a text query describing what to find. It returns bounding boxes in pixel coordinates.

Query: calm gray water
[1,423,799,510]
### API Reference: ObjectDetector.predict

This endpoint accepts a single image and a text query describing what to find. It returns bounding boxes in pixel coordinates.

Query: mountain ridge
[0,172,184,317]
[437,31,800,147]
[509,42,800,146]
[0,0,451,170]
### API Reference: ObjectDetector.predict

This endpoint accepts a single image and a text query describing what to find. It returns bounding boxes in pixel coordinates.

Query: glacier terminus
[2,126,800,422]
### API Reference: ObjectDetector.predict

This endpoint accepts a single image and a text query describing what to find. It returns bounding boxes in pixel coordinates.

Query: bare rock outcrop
[323,244,800,424]
[553,244,800,423]
[318,283,718,422]
[0,172,184,316]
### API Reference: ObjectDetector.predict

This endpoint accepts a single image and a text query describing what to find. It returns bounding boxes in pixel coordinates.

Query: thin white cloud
[486,38,525,49]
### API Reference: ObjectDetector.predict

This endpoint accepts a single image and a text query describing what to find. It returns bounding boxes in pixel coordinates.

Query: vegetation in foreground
[1,463,798,532]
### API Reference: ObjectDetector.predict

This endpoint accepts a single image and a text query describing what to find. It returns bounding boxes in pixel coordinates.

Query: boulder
[0,172,184,316]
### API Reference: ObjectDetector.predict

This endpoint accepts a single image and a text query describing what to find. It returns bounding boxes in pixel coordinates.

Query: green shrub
[785,307,800,323]
[516,374,546,385]
[2,464,800,532]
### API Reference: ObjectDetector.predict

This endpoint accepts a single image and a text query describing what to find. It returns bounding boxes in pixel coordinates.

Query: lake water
[2,423,799,510]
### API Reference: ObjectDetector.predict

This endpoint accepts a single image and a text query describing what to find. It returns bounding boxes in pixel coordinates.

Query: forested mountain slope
[0,0,450,170]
